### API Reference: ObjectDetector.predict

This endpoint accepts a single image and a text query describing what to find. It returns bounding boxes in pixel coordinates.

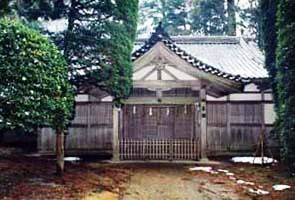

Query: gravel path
[122,164,240,200]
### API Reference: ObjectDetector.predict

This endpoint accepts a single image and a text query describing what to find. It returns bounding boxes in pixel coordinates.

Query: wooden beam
[140,67,157,80]
[133,63,153,73]
[226,95,231,149]
[157,68,162,80]
[156,89,163,101]
[133,42,242,93]
[112,107,120,161]
[194,102,201,160]
[200,88,208,160]
[87,103,91,136]
[163,68,179,80]
[37,127,42,152]
[124,97,197,105]
[261,91,265,129]
[133,80,201,90]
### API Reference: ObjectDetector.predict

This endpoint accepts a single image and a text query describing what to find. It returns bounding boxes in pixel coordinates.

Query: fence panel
[38,102,113,154]
[119,138,199,160]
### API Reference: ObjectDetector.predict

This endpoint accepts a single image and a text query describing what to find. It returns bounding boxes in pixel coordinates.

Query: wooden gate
[120,105,199,160]
[119,138,199,160]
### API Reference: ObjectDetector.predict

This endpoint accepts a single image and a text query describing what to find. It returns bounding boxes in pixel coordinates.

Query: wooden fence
[206,102,275,155]
[119,139,199,160]
[38,99,277,157]
[38,102,113,154]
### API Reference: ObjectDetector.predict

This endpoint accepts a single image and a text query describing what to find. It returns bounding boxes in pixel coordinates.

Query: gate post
[200,88,208,160]
[112,106,120,161]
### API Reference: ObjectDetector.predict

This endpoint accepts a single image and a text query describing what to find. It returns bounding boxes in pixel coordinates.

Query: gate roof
[133,24,267,82]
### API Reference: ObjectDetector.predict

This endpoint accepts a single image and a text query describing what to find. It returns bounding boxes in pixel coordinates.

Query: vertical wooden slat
[226,96,231,150]
[112,138,202,161]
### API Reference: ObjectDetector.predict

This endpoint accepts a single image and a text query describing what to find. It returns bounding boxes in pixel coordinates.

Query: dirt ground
[122,164,241,200]
[0,148,295,200]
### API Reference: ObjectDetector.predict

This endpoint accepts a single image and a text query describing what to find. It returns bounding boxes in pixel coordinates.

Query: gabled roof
[132,24,268,83]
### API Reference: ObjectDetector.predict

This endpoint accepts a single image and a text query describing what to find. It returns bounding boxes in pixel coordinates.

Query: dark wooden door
[123,105,175,139]
[157,107,175,139]
[121,104,199,160]
[123,105,195,139]
[175,105,195,139]
[141,106,175,139]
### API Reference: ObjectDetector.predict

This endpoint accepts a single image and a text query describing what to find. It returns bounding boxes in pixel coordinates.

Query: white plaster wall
[133,65,197,81]
[264,93,273,101]
[165,66,197,80]
[133,66,154,80]
[229,93,262,101]
[75,94,89,102]
[264,103,276,124]
[206,95,227,101]
[207,93,263,101]
[101,96,113,102]
[244,83,260,92]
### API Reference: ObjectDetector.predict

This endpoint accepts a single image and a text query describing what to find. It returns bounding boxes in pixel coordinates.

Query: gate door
[120,105,199,160]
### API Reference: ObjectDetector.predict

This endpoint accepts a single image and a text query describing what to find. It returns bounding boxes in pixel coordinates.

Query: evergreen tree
[138,0,231,36]
[11,0,139,105]
[190,0,227,35]
[237,0,262,45]
[227,0,236,36]
[276,0,295,164]
[261,0,277,107]
[0,0,11,17]
[138,0,191,36]
[0,19,74,175]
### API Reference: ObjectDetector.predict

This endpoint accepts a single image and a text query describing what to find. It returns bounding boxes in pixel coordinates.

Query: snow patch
[64,157,81,162]
[231,157,277,165]
[210,171,219,175]
[248,188,269,195]
[189,166,212,173]
[189,166,220,174]
[237,179,255,185]
[218,169,229,173]
[226,172,234,176]
[272,184,291,191]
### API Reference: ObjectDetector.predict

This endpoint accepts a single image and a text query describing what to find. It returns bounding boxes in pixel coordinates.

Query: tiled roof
[132,24,268,83]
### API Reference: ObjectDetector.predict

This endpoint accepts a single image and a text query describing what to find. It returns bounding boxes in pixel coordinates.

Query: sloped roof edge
[132,24,251,83]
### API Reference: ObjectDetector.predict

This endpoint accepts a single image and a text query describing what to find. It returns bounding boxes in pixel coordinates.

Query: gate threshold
[109,160,222,165]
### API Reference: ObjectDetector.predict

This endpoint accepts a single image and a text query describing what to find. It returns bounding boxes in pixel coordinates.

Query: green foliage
[138,0,190,35]
[138,0,234,36]
[261,0,277,106]
[190,0,227,35]
[276,0,295,163]
[0,18,74,131]
[17,0,66,20]
[0,0,11,17]
[227,0,236,36]
[237,0,262,45]
[13,0,139,105]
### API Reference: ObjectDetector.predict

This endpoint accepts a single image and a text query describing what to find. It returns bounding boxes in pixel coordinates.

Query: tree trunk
[64,0,77,60]
[56,128,65,176]
[227,0,236,36]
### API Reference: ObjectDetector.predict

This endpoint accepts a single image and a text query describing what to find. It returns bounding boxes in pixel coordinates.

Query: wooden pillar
[226,95,231,149]
[200,88,208,160]
[87,103,91,142]
[37,127,42,152]
[261,91,265,130]
[112,107,120,161]
[194,102,200,159]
